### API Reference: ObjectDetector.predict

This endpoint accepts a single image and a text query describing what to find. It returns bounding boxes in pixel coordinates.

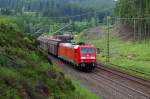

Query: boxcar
[37,37,49,52]
[47,39,61,56]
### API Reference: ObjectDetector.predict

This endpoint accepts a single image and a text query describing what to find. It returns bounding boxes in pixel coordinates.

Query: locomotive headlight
[81,57,86,59]
[90,57,95,59]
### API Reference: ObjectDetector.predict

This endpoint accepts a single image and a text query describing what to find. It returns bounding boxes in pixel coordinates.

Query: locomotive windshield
[80,48,94,54]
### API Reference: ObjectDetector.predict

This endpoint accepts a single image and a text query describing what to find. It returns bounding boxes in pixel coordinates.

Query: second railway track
[97,64,150,88]
[93,69,150,99]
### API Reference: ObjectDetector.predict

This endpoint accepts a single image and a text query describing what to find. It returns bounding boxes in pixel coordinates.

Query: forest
[0,0,115,36]
[115,0,150,38]
[115,0,150,18]
[0,0,114,17]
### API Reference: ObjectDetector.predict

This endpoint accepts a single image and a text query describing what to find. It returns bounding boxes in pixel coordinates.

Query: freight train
[37,35,97,71]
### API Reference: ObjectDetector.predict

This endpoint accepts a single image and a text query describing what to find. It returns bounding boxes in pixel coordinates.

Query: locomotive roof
[60,43,75,48]
[60,43,95,49]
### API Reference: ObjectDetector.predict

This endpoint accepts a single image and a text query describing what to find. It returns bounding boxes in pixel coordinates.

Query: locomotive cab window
[80,48,94,54]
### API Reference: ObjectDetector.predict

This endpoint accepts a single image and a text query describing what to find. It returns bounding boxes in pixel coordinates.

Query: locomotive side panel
[58,43,76,63]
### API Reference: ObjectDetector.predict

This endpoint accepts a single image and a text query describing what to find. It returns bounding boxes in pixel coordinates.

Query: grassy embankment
[75,26,150,80]
[0,17,99,99]
[54,66,100,99]
[71,78,100,99]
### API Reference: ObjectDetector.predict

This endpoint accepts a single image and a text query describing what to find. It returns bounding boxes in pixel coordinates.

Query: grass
[108,40,150,79]
[53,65,100,99]
[75,25,150,80]
[70,77,100,99]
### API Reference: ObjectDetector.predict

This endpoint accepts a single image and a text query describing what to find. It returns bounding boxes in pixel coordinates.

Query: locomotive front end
[79,46,97,70]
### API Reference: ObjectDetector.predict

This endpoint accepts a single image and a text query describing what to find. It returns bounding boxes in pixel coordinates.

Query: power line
[52,23,72,34]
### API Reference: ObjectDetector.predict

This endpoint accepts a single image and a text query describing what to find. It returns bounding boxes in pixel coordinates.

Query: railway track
[95,64,150,98]
[97,64,150,88]
[93,71,150,99]
[44,52,150,99]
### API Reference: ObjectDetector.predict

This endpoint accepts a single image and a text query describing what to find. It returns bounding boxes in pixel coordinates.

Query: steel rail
[97,64,150,88]
[91,73,141,99]
[93,71,150,99]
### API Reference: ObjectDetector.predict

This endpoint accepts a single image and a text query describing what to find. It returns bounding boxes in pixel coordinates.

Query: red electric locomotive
[37,35,97,71]
[58,43,96,70]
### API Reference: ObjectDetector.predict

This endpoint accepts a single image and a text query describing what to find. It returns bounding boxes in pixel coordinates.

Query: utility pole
[106,16,110,63]
[134,19,136,41]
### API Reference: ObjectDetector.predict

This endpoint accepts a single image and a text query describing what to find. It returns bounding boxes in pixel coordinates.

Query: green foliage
[115,0,150,18]
[70,76,100,99]
[0,0,115,18]
[74,21,89,32]
[0,17,93,99]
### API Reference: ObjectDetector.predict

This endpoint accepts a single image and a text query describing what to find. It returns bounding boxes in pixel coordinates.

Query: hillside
[0,17,92,99]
